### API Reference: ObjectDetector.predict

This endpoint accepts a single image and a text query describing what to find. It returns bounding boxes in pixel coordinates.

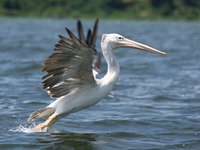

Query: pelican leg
[36,114,58,132]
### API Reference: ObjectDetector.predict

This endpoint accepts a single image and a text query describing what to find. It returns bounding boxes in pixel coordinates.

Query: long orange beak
[116,38,166,55]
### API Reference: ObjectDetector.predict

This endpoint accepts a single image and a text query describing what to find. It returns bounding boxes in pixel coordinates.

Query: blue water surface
[0,18,200,150]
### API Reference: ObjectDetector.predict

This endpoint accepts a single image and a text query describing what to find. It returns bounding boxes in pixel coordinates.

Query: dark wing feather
[92,51,102,74]
[42,19,99,98]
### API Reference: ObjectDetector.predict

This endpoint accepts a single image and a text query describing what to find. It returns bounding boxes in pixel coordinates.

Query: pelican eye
[119,37,124,40]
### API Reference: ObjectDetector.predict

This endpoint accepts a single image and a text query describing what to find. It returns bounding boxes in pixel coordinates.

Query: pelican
[28,19,166,132]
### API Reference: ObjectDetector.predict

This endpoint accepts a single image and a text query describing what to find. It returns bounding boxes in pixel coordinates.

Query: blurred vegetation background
[0,0,200,20]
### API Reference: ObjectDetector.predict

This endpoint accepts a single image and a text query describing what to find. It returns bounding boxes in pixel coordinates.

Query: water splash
[9,122,48,133]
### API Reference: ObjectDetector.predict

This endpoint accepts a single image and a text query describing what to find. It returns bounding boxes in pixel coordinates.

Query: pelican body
[29,20,166,132]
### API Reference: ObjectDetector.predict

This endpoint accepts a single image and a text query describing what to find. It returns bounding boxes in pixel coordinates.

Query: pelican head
[102,33,166,55]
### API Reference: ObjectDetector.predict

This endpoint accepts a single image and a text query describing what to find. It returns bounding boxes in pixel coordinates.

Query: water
[0,18,200,149]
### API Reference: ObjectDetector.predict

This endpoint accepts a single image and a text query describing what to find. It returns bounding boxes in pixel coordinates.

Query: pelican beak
[116,38,166,55]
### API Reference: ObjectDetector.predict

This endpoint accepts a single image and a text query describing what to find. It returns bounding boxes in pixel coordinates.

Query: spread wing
[42,19,99,98]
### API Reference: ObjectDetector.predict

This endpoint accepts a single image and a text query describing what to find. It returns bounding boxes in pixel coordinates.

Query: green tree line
[0,0,200,20]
